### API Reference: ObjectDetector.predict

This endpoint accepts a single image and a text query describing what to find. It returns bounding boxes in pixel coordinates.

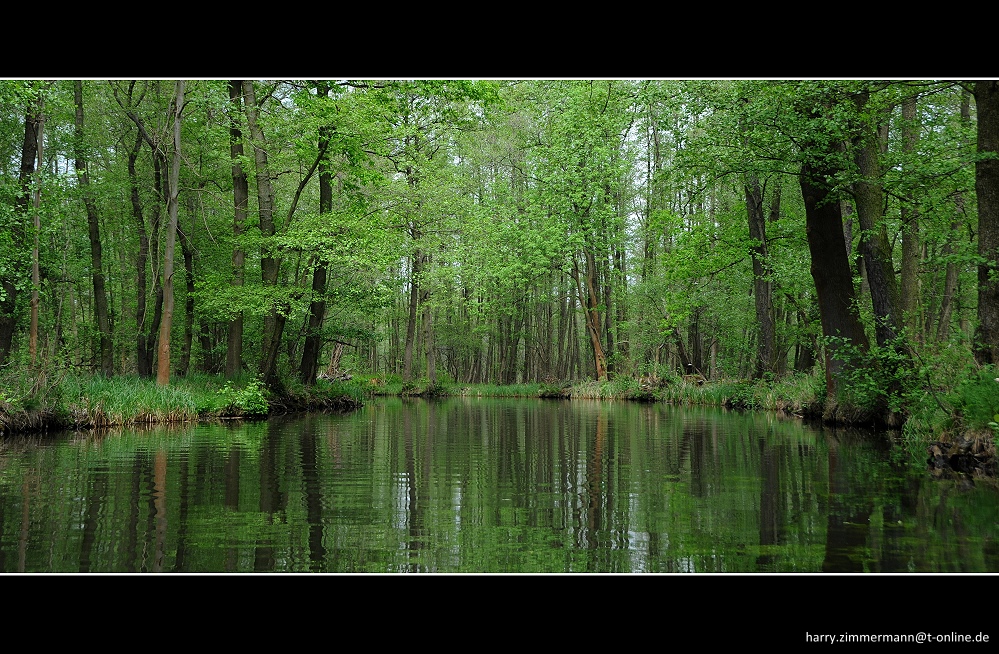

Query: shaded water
[1,397,996,573]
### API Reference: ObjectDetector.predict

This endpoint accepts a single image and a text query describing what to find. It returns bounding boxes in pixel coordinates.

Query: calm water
[0,397,996,573]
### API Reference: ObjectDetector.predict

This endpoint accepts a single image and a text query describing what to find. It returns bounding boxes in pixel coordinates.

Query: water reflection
[0,398,997,572]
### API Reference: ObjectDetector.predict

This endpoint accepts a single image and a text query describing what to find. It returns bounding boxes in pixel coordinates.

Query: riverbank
[5,368,996,478]
[0,371,364,435]
[371,373,824,414]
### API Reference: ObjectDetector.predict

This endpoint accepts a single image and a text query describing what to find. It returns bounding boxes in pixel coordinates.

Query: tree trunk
[689,307,703,374]
[29,94,44,368]
[746,173,776,377]
[403,250,422,382]
[573,252,607,381]
[156,81,185,386]
[242,81,283,387]
[300,261,328,385]
[801,156,870,422]
[300,82,334,385]
[74,80,113,376]
[0,97,42,366]
[899,93,922,342]
[118,83,168,378]
[614,244,628,374]
[937,91,972,343]
[423,290,437,384]
[974,81,999,365]
[226,80,248,378]
[852,91,902,349]
[178,218,195,377]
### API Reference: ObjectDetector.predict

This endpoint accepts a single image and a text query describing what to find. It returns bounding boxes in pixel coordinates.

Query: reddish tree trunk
[156,81,185,386]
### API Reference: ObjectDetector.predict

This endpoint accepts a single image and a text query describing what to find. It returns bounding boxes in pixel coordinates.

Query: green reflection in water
[0,398,996,572]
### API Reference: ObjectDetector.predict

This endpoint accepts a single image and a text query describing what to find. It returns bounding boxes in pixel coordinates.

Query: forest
[1,79,998,463]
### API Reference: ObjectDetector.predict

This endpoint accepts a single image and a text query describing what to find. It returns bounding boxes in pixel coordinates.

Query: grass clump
[456,382,544,397]
[61,373,204,426]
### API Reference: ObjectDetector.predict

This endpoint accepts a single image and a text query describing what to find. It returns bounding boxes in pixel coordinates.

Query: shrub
[215,378,270,417]
[948,366,999,432]
[821,335,916,416]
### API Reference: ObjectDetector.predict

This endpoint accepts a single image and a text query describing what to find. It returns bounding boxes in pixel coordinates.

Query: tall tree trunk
[226,80,248,378]
[403,250,422,382]
[604,262,614,378]
[423,288,437,384]
[300,82,334,385]
[74,80,113,376]
[242,81,283,386]
[746,173,776,378]
[974,81,999,365]
[126,130,159,377]
[178,217,195,377]
[300,260,328,384]
[689,307,703,374]
[899,93,922,343]
[156,81,185,386]
[0,97,42,366]
[852,91,902,349]
[29,94,45,368]
[801,154,870,422]
[937,91,972,343]
[614,244,628,374]
[118,81,166,378]
[573,251,607,381]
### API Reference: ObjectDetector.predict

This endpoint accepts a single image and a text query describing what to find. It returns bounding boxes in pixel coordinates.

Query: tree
[898,91,922,341]
[974,81,999,365]
[73,80,113,376]
[28,89,44,368]
[226,80,249,379]
[0,83,44,367]
[849,84,902,349]
[156,80,185,386]
[113,80,171,378]
[795,87,872,421]
[529,81,635,381]
[299,81,334,385]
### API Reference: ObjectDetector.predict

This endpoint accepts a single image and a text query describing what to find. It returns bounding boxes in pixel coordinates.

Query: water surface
[1,397,995,572]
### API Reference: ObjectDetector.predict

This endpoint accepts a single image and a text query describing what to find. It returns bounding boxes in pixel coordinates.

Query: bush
[215,378,269,417]
[948,366,999,431]
[821,335,915,416]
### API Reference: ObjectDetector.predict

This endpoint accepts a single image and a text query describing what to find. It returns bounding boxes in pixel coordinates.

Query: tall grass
[61,374,209,426]
[453,383,545,397]
[1,370,347,434]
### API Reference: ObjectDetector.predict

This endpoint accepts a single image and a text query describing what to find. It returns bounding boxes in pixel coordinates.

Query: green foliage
[948,366,999,432]
[724,382,761,410]
[820,335,915,415]
[213,377,269,417]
